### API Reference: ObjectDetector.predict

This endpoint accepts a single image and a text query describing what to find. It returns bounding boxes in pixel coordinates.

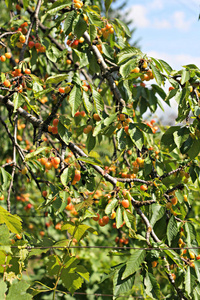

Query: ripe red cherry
[121,199,129,208]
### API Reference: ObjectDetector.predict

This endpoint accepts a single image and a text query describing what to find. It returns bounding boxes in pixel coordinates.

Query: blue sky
[117,0,200,70]
[112,0,200,122]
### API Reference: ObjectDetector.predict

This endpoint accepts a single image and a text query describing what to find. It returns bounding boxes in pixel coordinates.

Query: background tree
[0,0,200,299]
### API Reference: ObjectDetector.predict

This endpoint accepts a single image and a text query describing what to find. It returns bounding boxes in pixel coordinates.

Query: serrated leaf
[117,47,142,64]
[101,43,114,60]
[74,15,87,38]
[159,59,173,74]
[184,222,196,247]
[0,167,12,190]
[151,63,163,86]
[82,90,93,112]
[161,126,179,151]
[122,249,146,279]
[105,199,118,214]
[167,215,178,246]
[105,0,113,12]
[89,24,97,42]
[45,0,71,16]
[86,131,96,153]
[0,206,22,234]
[46,255,61,276]
[58,122,72,144]
[116,206,123,229]
[60,167,74,187]
[185,266,196,296]
[73,224,97,242]
[0,279,7,299]
[34,87,53,98]
[6,280,32,300]
[144,272,161,299]
[69,85,82,116]
[113,265,135,297]
[181,69,190,85]
[87,11,104,27]
[92,89,104,114]
[61,268,84,294]
[24,146,51,161]
[46,74,68,84]
[115,18,131,38]
[64,10,75,33]
[128,124,144,151]
[150,204,165,227]
[123,210,132,229]
[77,156,102,167]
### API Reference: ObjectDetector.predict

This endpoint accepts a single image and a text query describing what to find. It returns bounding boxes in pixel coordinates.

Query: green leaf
[173,127,190,148]
[61,268,84,294]
[46,73,68,84]
[46,45,61,63]
[152,84,166,100]
[184,222,196,247]
[64,11,75,33]
[0,279,7,299]
[73,224,97,242]
[0,167,12,190]
[0,206,22,234]
[150,204,165,227]
[105,198,118,215]
[61,221,76,234]
[187,138,200,159]
[151,63,163,86]
[60,167,74,187]
[144,272,161,299]
[113,265,135,297]
[58,122,72,144]
[161,126,180,151]
[115,18,131,38]
[77,156,102,167]
[92,89,104,114]
[117,47,142,64]
[87,11,104,27]
[120,59,138,78]
[181,69,190,85]
[6,280,32,300]
[34,87,53,98]
[24,146,51,161]
[129,124,144,151]
[46,255,61,276]
[89,24,97,42]
[116,128,128,150]
[164,249,183,269]
[159,59,173,74]
[69,85,82,116]
[45,0,71,16]
[122,249,146,279]
[74,15,87,38]
[116,206,123,229]
[123,210,135,229]
[86,131,96,153]
[185,266,196,296]
[105,0,113,12]
[167,215,178,246]
[82,90,93,112]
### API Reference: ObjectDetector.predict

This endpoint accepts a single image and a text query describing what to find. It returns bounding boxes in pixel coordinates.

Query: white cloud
[127,2,193,31]
[153,19,171,29]
[128,5,149,28]
[173,11,193,31]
